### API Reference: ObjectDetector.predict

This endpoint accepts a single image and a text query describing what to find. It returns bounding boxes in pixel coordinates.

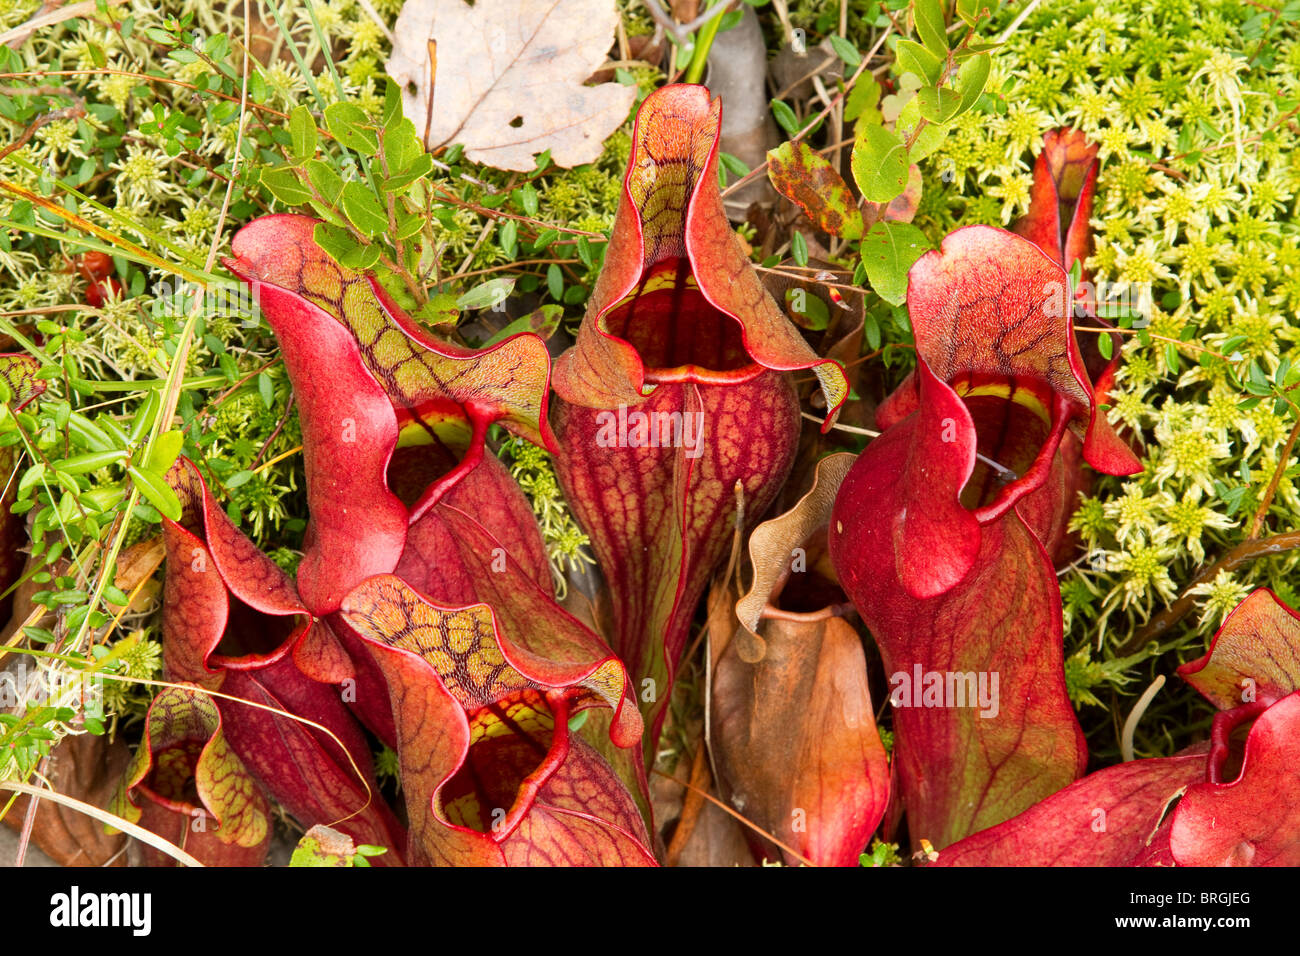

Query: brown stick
[1246,415,1300,539]
[0,102,85,163]
[1123,529,1300,651]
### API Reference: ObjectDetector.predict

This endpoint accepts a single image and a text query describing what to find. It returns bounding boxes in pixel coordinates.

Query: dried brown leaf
[387,0,637,171]
[734,452,856,661]
[712,615,889,867]
[3,732,131,866]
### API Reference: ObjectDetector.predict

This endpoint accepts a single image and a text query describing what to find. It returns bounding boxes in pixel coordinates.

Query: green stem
[684,1,726,85]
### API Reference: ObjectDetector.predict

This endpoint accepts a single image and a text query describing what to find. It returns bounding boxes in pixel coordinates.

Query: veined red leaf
[338,572,650,866]
[552,85,847,417]
[1178,588,1300,710]
[218,656,409,863]
[932,748,1207,866]
[1169,691,1300,866]
[830,226,1144,849]
[550,85,820,757]
[1012,128,1099,280]
[159,459,406,859]
[160,457,347,685]
[111,684,272,867]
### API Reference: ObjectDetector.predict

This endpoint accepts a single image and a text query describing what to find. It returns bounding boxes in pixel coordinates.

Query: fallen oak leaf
[386,0,638,171]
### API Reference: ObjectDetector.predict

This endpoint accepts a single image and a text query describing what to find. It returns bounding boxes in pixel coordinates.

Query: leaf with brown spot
[883,164,923,224]
[766,140,864,239]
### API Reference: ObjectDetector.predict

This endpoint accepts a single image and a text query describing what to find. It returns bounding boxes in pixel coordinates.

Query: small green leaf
[313,221,360,265]
[381,78,404,131]
[128,466,182,521]
[913,0,949,58]
[955,53,991,116]
[258,372,274,409]
[261,166,313,207]
[482,305,563,346]
[68,413,115,453]
[844,74,881,123]
[1164,342,1181,374]
[895,96,949,160]
[54,450,123,475]
[288,105,318,163]
[514,183,539,217]
[546,264,564,301]
[829,34,861,67]
[499,219,518,259]
[145,429,185,473]
[895,39,944,86]
[306,159,344,205]
[916,86,962,123]
[719,152,750,178]
[850,124,910,203]
[324,102,378,155]
[380,153,433,192]
[791,231,809,267]
[394,210,424,241]
[456,277,515,311]
[1097,333,1114,361]
[784,287,829,330]
[955,0,982,25]
[860,221,929,306]
[18,463,45,496]
[128,392,161,446]
[225,470,255,489]
[770,99,800,136]
[340,181,388,238]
